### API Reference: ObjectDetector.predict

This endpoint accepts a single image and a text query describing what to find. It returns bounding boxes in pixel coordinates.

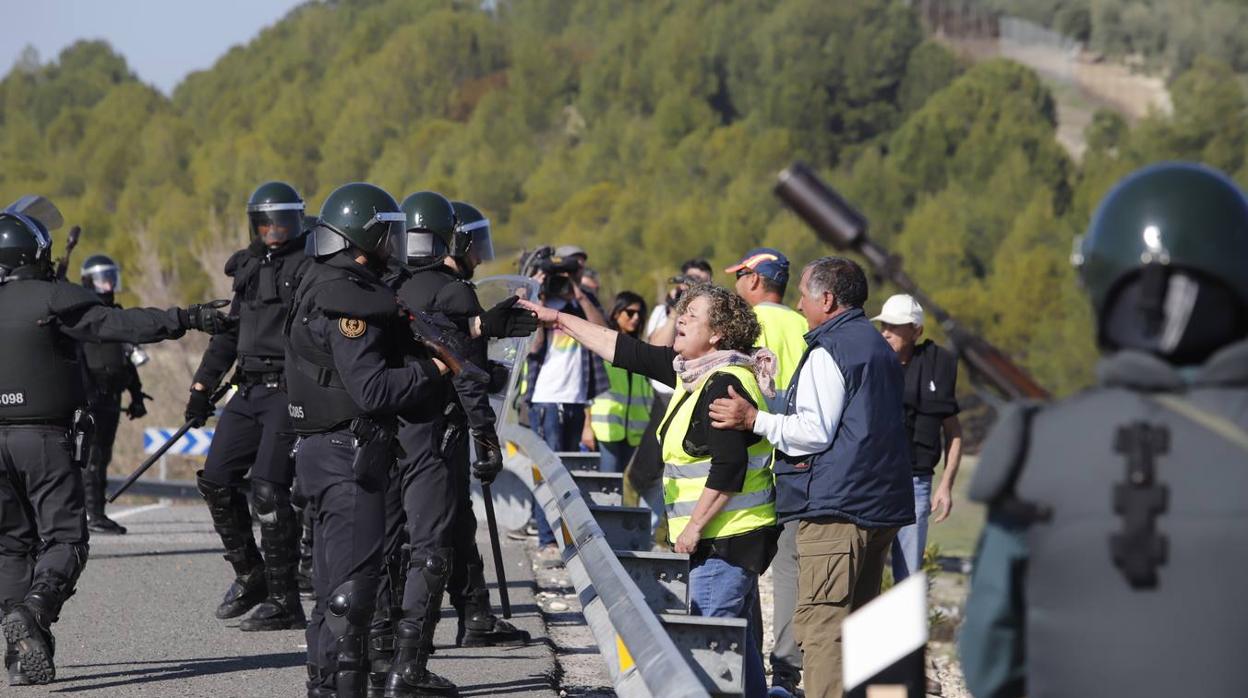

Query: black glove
[183,300,234,335]
[487,361,511,394]
[125,391,151,420]
[184,387,214,427]
[478,296,539,339]
[470,428,504,484]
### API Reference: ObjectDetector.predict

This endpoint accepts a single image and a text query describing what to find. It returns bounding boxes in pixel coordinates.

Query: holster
[71,408,96,469]
[349,416,393,484]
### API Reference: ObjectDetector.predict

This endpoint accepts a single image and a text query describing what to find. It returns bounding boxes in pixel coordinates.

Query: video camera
[519,246,580,296]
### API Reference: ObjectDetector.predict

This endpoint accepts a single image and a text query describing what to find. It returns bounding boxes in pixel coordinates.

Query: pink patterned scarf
[672,348,778,399]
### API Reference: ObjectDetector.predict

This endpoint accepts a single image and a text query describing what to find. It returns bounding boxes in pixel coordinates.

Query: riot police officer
[79,254,148,535]
[371,192,536,698]
[960,162,1248,698]
[187,181,312,632]
[285,182,450,698]
[429,200,533,646]
[0,207,230,686]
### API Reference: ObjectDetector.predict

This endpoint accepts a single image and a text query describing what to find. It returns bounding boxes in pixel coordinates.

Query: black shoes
[240,592,307,631]
[457,613,530,648]
[2,605,55,685]
[215,570,268,620]
[86,512,128,535]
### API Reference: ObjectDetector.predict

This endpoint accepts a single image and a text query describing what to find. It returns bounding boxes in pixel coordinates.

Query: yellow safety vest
[753,302,809,413]
[589,363,654,446]
[660,364,776,541]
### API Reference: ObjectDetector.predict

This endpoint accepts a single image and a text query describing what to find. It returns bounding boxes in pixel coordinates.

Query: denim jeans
[891,474,932,582]
[597,440,634,474]
[529,403,586,546]
[689,555,767,698]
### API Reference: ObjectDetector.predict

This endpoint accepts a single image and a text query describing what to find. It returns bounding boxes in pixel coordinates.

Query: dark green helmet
[0,212,51,278]
[247,181,305,247]
[312,182,406,260]
[399,191,460,263]
[1076,162,1248,361]
[81,253,121,294]
[451,200,495,264]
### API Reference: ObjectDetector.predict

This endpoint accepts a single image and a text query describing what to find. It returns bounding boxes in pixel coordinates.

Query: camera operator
[522,244,609,561]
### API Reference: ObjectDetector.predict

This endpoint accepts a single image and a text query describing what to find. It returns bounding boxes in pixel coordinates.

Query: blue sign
[143,428,214,456]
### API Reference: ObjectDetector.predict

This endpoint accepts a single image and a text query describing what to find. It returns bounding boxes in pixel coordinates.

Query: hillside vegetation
[0,0,1245,400]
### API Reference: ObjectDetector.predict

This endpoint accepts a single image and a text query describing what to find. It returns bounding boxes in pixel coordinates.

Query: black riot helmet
[0,212,52,280]
[1075,162,1248,364]
[311,182,406,261]
[247,181,305,247]
[80,254,121,294]
[400,191,461,264]
[450,200,495,268]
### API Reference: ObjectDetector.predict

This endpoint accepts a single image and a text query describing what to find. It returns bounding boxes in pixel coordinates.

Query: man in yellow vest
[726,247,809,697]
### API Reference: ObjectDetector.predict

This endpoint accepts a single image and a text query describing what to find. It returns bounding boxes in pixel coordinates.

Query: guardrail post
[615,550,690,615]
[659,614,748,696]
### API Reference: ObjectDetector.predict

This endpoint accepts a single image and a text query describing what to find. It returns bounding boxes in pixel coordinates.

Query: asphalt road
[11,502,556,697]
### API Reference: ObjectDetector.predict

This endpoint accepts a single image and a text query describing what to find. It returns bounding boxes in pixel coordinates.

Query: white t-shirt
[644,304,674,396]
[531,298,589,405]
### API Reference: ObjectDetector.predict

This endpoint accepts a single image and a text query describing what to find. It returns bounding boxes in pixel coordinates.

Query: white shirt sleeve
[752,347,845,456]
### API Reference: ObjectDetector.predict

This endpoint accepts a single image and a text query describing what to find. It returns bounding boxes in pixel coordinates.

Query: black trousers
[388,429,456,628]
[445,430,489,614]
[298,430,386,685]
[202,385,297,488]
[0,426,88,617]
[84,400,120,515]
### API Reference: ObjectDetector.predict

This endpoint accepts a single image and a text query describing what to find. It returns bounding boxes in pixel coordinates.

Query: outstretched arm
[520,300,618,364]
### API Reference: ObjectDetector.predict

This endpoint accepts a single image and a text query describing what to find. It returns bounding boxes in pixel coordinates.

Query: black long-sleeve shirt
[611,334,777,573]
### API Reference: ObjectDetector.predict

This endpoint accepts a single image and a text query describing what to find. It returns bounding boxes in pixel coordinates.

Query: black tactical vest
[81,300,132,395]
[284,261,398,434]
[985,343,1248,697]
[0,279,88,422]
[230,241,309,375]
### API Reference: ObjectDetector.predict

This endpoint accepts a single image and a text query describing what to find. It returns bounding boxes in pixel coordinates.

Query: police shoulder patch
[339,317,367,338]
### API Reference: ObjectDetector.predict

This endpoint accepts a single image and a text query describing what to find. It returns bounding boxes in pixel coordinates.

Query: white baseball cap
[872,294,924,327]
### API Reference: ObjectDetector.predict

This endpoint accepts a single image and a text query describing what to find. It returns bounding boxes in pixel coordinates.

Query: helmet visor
[83,263,121,293]
[249,208,304,246]
[459,218,494,264]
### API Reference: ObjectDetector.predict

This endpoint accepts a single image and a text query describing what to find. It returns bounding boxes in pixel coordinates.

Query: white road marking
[108,502,170,520]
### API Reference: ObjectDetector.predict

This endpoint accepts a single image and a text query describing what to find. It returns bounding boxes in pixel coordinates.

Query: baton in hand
[481,482,512,618]
[108,383,231,503]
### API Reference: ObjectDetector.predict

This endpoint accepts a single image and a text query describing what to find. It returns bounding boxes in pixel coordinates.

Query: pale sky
[0,0,308,94]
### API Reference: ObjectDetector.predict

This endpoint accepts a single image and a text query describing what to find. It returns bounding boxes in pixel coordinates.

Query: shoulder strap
[1148,394,1248,453]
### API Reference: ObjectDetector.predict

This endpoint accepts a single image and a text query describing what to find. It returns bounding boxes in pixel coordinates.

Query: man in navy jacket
[710,256,913,698]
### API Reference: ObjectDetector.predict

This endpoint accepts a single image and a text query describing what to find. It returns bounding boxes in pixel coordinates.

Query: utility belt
[239,370,285,390]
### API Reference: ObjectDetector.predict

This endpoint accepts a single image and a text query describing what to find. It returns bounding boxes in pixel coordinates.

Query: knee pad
[326,578,377,641]
[251,478,292,520]
[409,548,452,578]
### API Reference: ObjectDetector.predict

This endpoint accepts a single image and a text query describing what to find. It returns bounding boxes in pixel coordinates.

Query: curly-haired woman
[523,284,778,697]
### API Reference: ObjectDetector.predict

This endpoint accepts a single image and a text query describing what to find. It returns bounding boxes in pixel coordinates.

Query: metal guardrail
[500,424,715,698]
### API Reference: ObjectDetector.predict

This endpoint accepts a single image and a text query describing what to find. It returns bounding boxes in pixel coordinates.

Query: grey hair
[803,256,868,309]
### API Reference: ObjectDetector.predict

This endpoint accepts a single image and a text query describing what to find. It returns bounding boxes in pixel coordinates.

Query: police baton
[480,482,512,618]
[108,383,231,503]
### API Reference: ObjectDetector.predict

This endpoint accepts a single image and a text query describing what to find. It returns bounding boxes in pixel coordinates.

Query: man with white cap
[873,294,964,582]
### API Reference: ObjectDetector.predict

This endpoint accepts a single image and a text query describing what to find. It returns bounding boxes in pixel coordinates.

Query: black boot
[197,472,267,619]
[1,593,58,686]
[384,550,456,697]
[2,605,29,687]
[457,609,530,648]
[241,480,307,631]
[84,462,126,535]
[382,631,457,697]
